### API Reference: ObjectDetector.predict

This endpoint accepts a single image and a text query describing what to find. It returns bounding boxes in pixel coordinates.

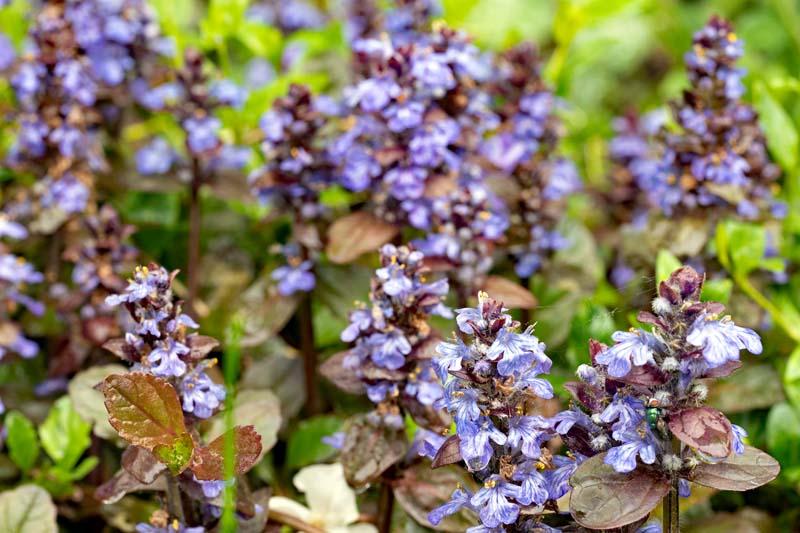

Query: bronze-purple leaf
[690,445,780,491]
[393,463,477,532]
[190,425,263,481]
[326,212,398,264]
[570,453,670,529]
[101,338,138,362]
[482,275,537,309]
[319,351,365,394]
[186,335,220,360]
[668,407,732,458]
[99,373,188,450]
[431,435,462,469]
[340,416,407,487]
[95,468,166,504]
[121,446,166,484]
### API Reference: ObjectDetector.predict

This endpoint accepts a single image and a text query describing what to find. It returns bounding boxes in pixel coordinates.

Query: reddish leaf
[99,373,187,448]
[481,276,536,309]
[101,338,138,362]
[431,435,462,469]
[186,335,219,360]
[410,335,441,361]
[701,360,741,379]
[326,212,398,264]
[401,396,451,434]
[319,351,365,394]
[394,463,477,532]
[690,446,780,491]
[121,446,165,484]
[82,316,118,346]
[95,468,166,504]
[616,363,668,387]
[190,425,263,481]
[668,407,732,458]
[570,453,669,529]
[340,416,407,487]
[99,373,193,474]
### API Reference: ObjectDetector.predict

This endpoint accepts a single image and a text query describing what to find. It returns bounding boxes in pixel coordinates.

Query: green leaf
[121,191,181,227]
[766,402,800,470]
[236,20,282,57]
[39,397,92,471]
[286,416,342,470]
[716,220,767,276]
[753,80,798,173]
[0,485,57,533]
[701,278,733,304]
[67,457,100,481]
[5,411,40,473]
[656,249,682,286]
[99,373,193,474]
[153,433,195,476]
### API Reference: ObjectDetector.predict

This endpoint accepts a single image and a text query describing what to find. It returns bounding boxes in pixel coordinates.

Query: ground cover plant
[1,0,800,532]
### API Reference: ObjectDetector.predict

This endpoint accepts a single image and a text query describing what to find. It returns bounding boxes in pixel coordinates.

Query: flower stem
[377,479,395,533]
[187,158,203,310]
[165,474,186,523]
[299,293,322,414]
[663,475,680,533]
[734,274,800,343]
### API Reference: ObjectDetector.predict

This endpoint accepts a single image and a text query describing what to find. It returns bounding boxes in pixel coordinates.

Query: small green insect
[646,398,664,432]
[646,406,662,431]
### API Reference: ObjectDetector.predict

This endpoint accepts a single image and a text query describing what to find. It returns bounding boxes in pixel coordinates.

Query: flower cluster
[606,110,665,227]
[104,263,225,420]
[412,181,508,297]
[2,0,170,218]
[0,219,44,363]
[330,24,496,230]
[64,205,138,307]
[632,16,781,218]
[0,215,44,413]
[429,293,581,530]
[251,84,333,218]
[134,48,250,177]
[483,43,581,279]
[251,84,336,296]
[334,244,451,430]
[552,267,758,494]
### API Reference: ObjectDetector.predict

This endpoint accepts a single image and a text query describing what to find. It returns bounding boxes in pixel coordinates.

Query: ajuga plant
[329,23,496,233]
[2,0,168,226]
[412,181,509,306]
[49,205,138,378]
[250,83,334,297]
[96,263,263,530]
[322,244,451,530]
[249,83,336,414]
[427,292,582,531]
[134,48,251,303]
[552,266,779,531]
[616,16,781,220]
[483,43,581,285]
[0,215,44,412]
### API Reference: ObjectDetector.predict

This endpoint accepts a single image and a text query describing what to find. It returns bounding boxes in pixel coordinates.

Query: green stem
[165,475,185,523]
[734,274,800,343]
